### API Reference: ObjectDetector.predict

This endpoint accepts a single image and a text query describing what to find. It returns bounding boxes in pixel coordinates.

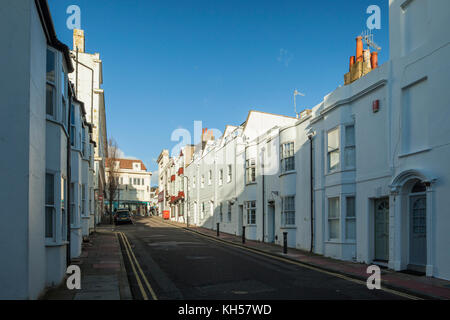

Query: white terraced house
[158,0,450,281]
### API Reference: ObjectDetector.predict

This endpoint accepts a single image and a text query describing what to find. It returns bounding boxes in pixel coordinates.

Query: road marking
[120,231,158,300]
[151,219,422,300]
[117,232,148,300]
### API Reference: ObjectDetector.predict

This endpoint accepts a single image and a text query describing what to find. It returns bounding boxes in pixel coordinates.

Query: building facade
[105,159,152,215]
[157,0,450,280]
[68,28,108,225]
[0,0,100,299]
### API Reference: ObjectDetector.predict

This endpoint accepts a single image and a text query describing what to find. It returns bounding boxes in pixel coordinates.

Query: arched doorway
[390,170,435,276]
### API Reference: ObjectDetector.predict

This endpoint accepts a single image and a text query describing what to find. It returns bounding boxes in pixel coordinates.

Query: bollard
[283,232,288,254]
[242,226,246,244]
[217,222,220,237]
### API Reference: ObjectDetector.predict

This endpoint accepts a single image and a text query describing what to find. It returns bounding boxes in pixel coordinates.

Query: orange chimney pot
[371,52,378,69]
[356,36,363,63]
[349,56,355,71]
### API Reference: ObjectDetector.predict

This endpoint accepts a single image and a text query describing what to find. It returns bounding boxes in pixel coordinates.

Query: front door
[409,195,427,268]
[374,198,389,261]
[267,204,275,243]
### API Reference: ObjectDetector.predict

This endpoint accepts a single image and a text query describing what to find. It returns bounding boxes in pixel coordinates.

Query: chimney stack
[73,29,85,53]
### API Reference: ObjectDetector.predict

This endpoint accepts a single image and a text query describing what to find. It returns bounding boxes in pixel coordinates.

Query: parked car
[114,209,132,225]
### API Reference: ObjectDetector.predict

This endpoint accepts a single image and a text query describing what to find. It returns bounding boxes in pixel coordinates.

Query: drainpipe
[66,86,72,266]
[261,146,265,243]
[308,133,314,253]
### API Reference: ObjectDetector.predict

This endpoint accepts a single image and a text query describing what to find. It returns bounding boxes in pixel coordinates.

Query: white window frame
[280,142,295,173]
[344,124,356,169]
[45,172,56,240]
[345,196,356,241]
[208,170,212,185]
[227,164,232,183]
[246,159,256,184]
[281,195,296,226]
[328,197,340,240]
[245,201,256,225]
[46,48,57,119]
[219,169,223,186]
[327,127,340,172]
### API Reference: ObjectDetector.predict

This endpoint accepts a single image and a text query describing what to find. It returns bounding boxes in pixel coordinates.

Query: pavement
[158,216,450,300]
[42,226,132,300]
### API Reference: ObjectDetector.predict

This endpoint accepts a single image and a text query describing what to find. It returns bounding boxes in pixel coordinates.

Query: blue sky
[48,0,389,185]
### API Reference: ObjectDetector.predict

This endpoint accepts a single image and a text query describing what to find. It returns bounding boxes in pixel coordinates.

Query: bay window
[45,173,55,239]
[344,125,356,168]
[46,49,56,117]
[345,196,356,240]
[327,128,340,171]
[328,197,340,240]
[280,142,295,172]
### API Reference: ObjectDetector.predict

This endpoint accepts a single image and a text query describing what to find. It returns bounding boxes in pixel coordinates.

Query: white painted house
[157,0,450,281]
[0,0,100,299]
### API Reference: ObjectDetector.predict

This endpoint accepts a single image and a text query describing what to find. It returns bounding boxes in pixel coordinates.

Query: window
[61,177,67,241]
[344,125,355,168]
[246,159,256,183]
[208,170,212,185]
[46,49,56,117]
[45,173,55,238]
[345,196,356,240]
[227,165,232,183]
[327,128,340,171]
[282,196,295,226]
[219,203,223,222]
[280,142,295,172]
[201,202,205,219]
[82,126,86,156]
[179,204,184,217]
[328,197,340,240]
[81,184,86,216]
[219,169,223,186]
[246,201,256,225]
[120,177,123,185]
[227,203,232,222]
[61,68,67,128]
[193,176,196,188]
[201,175,205,188]
[70,183,75,225]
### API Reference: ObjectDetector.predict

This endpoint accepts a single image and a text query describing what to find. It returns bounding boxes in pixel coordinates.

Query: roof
[35,0,74,73]
[106,158,148,171]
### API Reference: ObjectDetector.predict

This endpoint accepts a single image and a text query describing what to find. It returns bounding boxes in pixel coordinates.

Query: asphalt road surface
[116,217,410,300]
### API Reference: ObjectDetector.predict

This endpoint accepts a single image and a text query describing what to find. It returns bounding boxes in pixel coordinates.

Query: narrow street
[116,217,407,300]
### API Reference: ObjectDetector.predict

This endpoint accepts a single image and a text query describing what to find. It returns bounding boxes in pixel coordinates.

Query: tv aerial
[361,29,381,51]
[293,89,305,118]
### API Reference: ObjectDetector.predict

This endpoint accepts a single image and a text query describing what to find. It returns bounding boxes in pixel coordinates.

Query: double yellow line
[118,231,158,300]
[155,219,422,300]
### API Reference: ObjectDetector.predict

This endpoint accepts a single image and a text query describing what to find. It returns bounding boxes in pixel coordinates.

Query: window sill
[280,226,297,230]
[398,147,431,158]
[246,224,257,227]
[246,182,257,186]
[279,170,296,178]
[45,240,69,247]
